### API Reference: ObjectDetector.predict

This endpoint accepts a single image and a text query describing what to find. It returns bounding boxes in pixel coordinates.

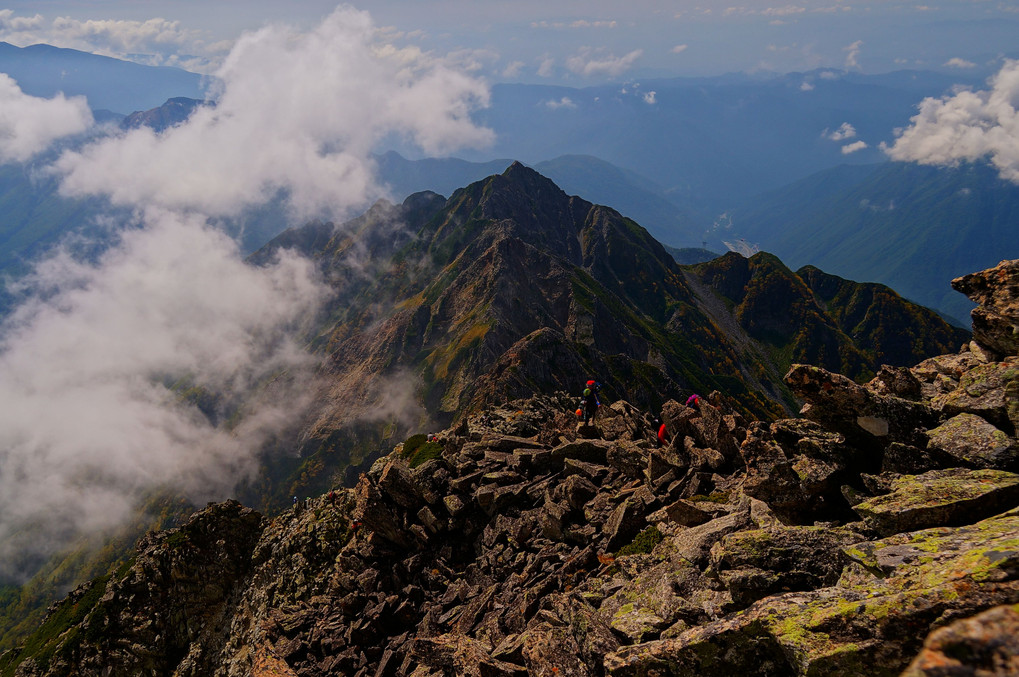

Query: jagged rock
[708,524,862,608]
[607,441,649,479]
[603,496,648,551]
[952,259,1019,357]
[932,359,1019,434]
[606,510,1019,676]
[927,412,1019,470]
[740,422,849,523]
[901,603,1019,677]
[353,475,413,548]
[410,634,527,675]
[647,498,717,527]
[852,468,1019,536]
[867,364,923,400]
[880,441,957,474]
[786,363,940,451]
[670,511,751,567]
[379,458,428,509]
[912,350,989,401]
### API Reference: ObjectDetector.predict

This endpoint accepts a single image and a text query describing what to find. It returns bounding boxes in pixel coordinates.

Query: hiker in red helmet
[580,380,601,424]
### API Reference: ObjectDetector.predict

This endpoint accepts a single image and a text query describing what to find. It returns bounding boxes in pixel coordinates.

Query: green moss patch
[616,525,664,557]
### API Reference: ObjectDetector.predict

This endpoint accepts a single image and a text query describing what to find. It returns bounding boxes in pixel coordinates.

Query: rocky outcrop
[5,259,1018,676]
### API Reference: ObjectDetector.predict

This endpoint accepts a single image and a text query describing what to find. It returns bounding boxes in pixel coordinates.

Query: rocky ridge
[3,259,1017,677]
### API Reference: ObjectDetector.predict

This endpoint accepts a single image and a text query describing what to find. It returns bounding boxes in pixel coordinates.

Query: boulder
[932,360,1019,434]
[785,364,941,451]
[927,413,1019,470]
[901,603,1019,677]
[708,525,861,608]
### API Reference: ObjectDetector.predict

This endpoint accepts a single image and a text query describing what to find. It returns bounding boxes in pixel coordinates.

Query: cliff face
[5,258,1016,677]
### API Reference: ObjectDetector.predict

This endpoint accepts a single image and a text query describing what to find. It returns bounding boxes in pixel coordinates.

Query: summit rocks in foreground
[3,260,1017,676]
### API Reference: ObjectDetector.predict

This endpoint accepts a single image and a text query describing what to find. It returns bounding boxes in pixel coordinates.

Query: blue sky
[1,1,1017,82]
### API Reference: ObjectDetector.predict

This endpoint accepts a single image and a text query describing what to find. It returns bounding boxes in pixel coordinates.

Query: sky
[0,1,1017,82]
[0,1,1017,575]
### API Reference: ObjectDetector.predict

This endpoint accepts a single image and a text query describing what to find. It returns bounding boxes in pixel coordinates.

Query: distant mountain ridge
[732,162,1019,324]
[0,42,205,114]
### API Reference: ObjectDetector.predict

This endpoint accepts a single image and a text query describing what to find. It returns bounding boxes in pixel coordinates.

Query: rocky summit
[3,258,1016,676]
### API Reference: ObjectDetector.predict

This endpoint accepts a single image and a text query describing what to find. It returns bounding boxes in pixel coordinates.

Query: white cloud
[537,56,556,78]
[800,81,815,91]
[844,40,863,69]
[944,57,977,69]
[826,122,857,141]
[0,9,44,31]
[763,6,808,16]
[841,140,868,154]
[0,210,329,576]
[0,6,496,576]
[544,96,577,110]
[885,60,1019,184]
[503,60,526,78]
[0,74,93,163]
[671,44,689,54]
[566,47,643,78]
[53,6,494,221]
[643,91,657,104]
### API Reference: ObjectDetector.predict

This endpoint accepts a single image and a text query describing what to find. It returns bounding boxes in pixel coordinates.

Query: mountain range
[1,200,1016,676]
[0,164,974,656]
[0,45,1013,328]
[731,161,1019,324]
[241,163,967,508]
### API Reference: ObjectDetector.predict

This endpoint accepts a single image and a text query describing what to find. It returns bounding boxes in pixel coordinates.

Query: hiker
[328,489,336,507]
[581,379,601,425]
[293,495,300,513]
[686,393,702,411]
[657,418,669,447]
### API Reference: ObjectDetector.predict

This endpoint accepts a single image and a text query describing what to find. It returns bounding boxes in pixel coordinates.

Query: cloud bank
[566,48,643,78]
[885,60,1019,184]
[53,6,493,221]
[0,74,93,163]
[0,5,494,577]
[0,9,223,72]
[0,211,328,576]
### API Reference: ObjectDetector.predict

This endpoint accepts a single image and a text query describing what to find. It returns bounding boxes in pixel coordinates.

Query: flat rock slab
[852,468,1019,536]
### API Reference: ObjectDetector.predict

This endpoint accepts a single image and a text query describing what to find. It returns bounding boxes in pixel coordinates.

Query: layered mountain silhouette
[0,42,204,115]
[733,162,1019,324]
[249,164,968,502]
